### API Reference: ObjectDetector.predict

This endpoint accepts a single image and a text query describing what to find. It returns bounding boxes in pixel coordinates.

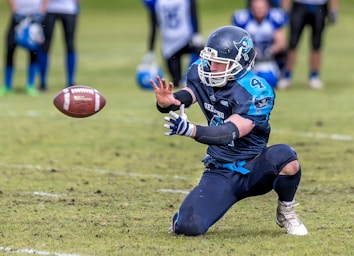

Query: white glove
[190,33,203,48]
[142,51,155,64]
[164,104,195,137]
[327,9,338,25]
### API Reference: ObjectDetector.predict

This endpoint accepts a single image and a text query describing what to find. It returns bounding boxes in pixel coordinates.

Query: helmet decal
[233,36,254,61]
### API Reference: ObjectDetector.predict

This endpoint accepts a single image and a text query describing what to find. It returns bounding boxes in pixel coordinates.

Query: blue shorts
[174,144,298,236]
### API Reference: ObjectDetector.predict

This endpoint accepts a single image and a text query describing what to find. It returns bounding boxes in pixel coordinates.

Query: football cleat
[308,77,324,90]
[0,86,13,96]
[276,200,308,236]
[167,212,178,234]
[277,78,292,90]
[26,87,38,97]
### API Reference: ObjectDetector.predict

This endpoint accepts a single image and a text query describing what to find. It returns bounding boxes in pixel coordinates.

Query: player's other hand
[327,9,338,25]
[190,33,203,48]
[164,104,195,137]
[150,76,181,108]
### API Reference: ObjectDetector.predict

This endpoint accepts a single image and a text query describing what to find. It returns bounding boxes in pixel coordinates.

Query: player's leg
[274,49,287,75]
[38,13,56,91]
[245,144,308,235]
[1,17,17,95]
[26,50,39,96]
[61,13,77,87]
[166,50,183,88]
[308,3,327,89]
[170,169,238,236]
[181,43,203,85]
[278,2,307,89]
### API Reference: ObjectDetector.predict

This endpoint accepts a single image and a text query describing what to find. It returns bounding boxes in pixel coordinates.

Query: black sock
[273,169,302,202]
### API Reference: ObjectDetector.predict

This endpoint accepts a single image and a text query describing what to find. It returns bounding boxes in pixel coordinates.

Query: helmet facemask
[198,44,256,87]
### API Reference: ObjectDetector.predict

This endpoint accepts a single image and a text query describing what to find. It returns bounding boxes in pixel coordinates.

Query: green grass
[0,1,353,255]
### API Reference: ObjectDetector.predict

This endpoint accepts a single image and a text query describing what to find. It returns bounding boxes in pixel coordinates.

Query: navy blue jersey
[186,61,275,162]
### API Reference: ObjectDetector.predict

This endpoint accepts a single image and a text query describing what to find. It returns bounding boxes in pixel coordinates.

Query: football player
[151,26,308,236]
[142,0,204,88]
[232,0,288,88]
[37,0,80,91]
[1,0,49,96]
[278,0,339,90]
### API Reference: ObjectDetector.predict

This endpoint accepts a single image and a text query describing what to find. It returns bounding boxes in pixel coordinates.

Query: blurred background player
[247,0,283,7]
[1,0,48,96]
[38,0,80,91]
[278,0,339,90]
[142,0,204,88]
[233,0,288,88]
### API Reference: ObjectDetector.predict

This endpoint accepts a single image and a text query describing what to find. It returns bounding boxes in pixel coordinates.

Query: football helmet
[15,17,45,50]
[198,26,256,87]
[253,61,280,88]
[135,52,163,90]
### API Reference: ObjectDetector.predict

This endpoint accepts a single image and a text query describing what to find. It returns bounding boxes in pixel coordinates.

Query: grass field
[0,1,353,255]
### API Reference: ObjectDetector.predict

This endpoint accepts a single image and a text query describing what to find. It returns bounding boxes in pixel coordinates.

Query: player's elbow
[194,122,240,146]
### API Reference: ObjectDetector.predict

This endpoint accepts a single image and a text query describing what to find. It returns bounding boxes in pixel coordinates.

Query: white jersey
[47,0,79,14]
[232,8,287,54]
[154,0,194,59]
[14,0,43,15]
[294,0,328,4]
[232,8,288,88]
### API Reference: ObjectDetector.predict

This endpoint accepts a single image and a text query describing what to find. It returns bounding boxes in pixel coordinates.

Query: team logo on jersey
[209,95,216,103]
[220,100,229,107]
[233,36,253,61]
[161,5,180,29]
[204,103,225,119]
[254,96,273,113]
[210,115,223,127]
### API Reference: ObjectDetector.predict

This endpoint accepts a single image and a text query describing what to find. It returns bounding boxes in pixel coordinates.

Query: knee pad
[266,144,298,172]
[174,214,208,236]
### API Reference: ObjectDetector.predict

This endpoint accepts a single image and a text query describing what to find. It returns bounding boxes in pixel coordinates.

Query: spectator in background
[278,0,339,90]
[38,0,80,91]
[233,0,288,88]
[142,0,204,88]
[1,0,49,96]
[247,0,283,7]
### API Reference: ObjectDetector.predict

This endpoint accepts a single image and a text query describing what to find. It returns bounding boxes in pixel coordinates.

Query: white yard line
[158,188,189,194]
[0,247,80,256]
[0,162,194,181]
[32,191,63,197]
[272,129,353,141]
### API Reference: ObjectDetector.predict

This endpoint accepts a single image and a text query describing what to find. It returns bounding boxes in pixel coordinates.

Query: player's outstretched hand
[164,104,195,137]
[150,76,181,108]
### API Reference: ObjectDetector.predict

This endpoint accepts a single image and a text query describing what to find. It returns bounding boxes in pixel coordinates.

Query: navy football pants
[174,144,298,236]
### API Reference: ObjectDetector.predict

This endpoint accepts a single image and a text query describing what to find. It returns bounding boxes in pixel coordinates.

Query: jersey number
[162,7,180,29]
[251,78,265,89]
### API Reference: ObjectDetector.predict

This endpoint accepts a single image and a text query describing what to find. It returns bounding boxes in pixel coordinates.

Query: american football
[53,85,106,118]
